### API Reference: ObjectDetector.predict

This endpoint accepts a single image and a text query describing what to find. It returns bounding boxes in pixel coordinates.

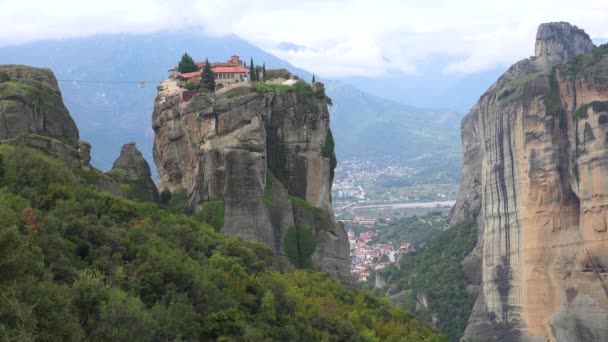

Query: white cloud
[0,0,607,77]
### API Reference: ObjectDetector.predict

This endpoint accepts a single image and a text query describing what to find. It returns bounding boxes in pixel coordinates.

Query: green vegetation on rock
[547,68,563,118]
[161,187,190,215]
[576,103,590,119]
[283,225,317,269]
[0,144,444,341]
[195,199,225,232]
[323,128,335,158]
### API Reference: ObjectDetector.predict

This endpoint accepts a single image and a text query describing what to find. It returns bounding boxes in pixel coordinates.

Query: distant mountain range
[0,31,464,180]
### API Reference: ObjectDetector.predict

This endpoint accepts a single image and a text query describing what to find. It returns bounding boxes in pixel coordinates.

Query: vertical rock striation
[152,80,350,281]
[450,22,608,341]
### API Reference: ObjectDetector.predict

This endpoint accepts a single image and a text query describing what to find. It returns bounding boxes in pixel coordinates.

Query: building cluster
[168,54,249,90]
[334,160,415,187]
[348,227,414,282]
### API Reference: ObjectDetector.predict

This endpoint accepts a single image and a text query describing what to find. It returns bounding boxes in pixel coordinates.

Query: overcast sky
[1,0,607,77]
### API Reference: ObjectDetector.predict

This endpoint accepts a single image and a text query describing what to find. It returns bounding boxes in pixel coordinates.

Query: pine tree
[312,74,316,84]
[249,58,256,82]
[177,52,198,73]
[200,59,216,92]
[262,63,266,82]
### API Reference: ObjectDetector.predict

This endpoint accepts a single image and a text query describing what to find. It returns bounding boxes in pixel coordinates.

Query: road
[337,200,456,214]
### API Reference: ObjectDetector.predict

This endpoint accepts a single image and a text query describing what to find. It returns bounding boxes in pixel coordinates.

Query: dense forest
[367,212,446,247]
[0,145,445,341]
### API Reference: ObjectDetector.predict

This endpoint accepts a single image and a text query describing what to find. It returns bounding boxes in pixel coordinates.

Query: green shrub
[184,82,197,91]
[79,170,99,185]
[95,193,137,222]
[283,225,317,269]
[0,71,10,83]
[195,199,224,232]
[293,81,314,99]
[160,188,172,204]
[576,104,589,119]
[162,187,189,214]
[322,129,335,158]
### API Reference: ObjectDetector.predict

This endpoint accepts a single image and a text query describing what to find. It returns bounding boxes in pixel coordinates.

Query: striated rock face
[152,80,350,281]
[0,65,79,147]
[535,22,596,70]
[106,142,159,203]
[450,22,608,341]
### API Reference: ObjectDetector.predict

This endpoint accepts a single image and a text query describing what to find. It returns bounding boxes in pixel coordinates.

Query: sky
[1,0,607,77]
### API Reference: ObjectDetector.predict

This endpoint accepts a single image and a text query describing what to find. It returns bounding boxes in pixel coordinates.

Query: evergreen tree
[262,63,266,82]
[200,59,216,92]
[249,58,256,82]
[312,74,316,84]
[177,53,198,73]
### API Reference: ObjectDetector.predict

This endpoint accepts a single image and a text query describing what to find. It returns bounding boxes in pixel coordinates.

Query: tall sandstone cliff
[450,22,608,341]
[152,80,350,281]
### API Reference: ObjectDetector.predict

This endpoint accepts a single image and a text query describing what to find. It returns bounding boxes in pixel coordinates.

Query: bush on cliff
[283,225,317,269]
[0,145,446,341]
[194,199,224,232]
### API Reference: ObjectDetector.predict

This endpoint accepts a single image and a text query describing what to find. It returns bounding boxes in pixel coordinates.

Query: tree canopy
[0,144,446,341]
[177,52,198,73]
[200,59,216,91]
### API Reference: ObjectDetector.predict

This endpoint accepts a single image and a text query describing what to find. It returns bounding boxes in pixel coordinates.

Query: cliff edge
[450,22,608,341]
[152,79,350,281]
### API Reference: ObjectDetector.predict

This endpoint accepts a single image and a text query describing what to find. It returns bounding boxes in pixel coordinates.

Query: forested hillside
[370,220,476,341]
[0,145,445,341]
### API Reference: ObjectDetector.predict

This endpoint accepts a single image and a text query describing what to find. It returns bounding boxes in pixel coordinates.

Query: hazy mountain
[327,80,463,182]
[0,31,463,180]
[337,57,504,113]
[0,32,311,172]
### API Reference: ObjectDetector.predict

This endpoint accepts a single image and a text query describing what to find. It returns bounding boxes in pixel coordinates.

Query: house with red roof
[172,55,249,88]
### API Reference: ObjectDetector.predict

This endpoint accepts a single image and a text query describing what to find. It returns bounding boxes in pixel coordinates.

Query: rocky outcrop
[535,22,596,70]
[106,142,159,203]
[450,23,608,341]
[0,65,140,200]
[0,65,79,147]
[152,79,350,281]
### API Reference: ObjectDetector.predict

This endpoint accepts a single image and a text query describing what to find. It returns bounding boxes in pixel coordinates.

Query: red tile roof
[178,71,201,79]
[212,66,249,73]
